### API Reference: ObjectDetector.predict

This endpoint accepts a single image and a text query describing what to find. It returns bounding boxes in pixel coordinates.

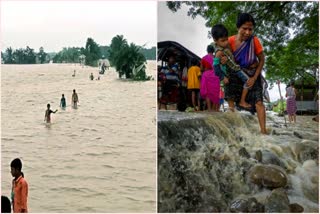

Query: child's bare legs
[213,103,219,112]
[239,88,251,108]
[196,91,200,111]
[228,100,235,112]
[206,97,212,111]
[191,91,197,109]
[191,91,200,111]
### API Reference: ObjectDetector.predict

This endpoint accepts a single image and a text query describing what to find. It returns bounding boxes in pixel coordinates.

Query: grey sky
[1,1,156,52]
[158,2,286,102]
[158,2,212,57]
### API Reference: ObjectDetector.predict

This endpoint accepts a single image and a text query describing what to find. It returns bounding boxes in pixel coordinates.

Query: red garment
[228,35,263,55]
[12,176,28,213]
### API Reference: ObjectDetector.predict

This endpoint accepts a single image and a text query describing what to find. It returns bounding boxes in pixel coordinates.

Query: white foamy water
[1,62,156,212]
[158,110,319,212]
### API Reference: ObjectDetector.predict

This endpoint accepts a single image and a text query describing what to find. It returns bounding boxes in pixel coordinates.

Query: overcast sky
[158,2,287,102]
[1,1,157,52]
[158,2,212,57]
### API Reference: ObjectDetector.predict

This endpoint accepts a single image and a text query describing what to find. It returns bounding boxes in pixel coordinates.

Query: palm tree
[85,38,101,66]
[109,35,149,80]
[109,35,127,68]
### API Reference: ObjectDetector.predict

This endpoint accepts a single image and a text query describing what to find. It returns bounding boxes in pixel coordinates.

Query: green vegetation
[166,1,319,87]
[2,46,38,64]
[84,38,101,66]
[53,47,82,63]
[1,36,154,81]
[109,35,151,80]
[2,38,156,67]
[272,100,286,114]
[140,46,156,60]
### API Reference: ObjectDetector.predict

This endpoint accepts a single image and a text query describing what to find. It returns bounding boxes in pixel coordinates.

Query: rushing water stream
[158,110,318,212]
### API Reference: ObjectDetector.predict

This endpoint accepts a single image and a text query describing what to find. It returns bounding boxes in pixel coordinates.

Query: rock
[293,142,319,163]
[311,175,318,184]
[293,131,319,141]
[239,147,251,159]
[247,197,264,212]
[255,150,262,162]
[289,203,304,213]
[265,188,290,212]
[257,150,287,169]
[240,160,255,177]
[229,197,265,213]
[247,164,287,188]
[293,131,303,139]
[229,199,249,212]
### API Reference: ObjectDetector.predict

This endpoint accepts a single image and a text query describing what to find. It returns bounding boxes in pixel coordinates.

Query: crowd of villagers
[158,13,269,134]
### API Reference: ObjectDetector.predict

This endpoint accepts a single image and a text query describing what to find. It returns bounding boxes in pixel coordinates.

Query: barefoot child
[187,58,201,111]
[44,104,58,123]
[11,158,28,213]
[211,24,253,109]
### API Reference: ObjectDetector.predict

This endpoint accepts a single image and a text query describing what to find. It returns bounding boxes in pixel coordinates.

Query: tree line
[1,39,156,65]
[1,46,47,64]
[1,36,155,81]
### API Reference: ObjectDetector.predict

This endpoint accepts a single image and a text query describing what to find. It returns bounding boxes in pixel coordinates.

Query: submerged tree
[84,38,101,66]
[166,1,319,86]
[4,47,14,64]
[24,46,36,64]
[108,35,127,73]
[109,35,151,80]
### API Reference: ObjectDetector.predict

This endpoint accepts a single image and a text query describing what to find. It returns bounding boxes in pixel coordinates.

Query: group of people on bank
[158,13,268,134]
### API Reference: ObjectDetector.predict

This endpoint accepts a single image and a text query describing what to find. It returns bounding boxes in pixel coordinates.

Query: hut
[292,77,318,113]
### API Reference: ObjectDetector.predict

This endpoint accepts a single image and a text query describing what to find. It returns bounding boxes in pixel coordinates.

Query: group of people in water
[158,13,268,134]
[44,89,79,123]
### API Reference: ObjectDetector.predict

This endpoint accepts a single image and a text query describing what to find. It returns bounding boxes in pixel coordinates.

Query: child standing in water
[10,158,28,213]
[44,104,58,123]
[72,89,79,108]
[60,94,66,109]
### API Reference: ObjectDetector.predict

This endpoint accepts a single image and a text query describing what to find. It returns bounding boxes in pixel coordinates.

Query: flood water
[158,110,319,212]
[1,62,156,212]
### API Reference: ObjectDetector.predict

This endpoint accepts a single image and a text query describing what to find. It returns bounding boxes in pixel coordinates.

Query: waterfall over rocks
[158,111,319,213]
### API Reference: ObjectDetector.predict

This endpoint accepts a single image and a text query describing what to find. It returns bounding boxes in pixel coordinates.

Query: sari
[225,35,268,108]
[286,86,297,115]
[200,54,220,104]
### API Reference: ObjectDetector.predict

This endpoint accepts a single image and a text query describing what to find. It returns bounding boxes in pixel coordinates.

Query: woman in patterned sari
[224,13,267,134]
